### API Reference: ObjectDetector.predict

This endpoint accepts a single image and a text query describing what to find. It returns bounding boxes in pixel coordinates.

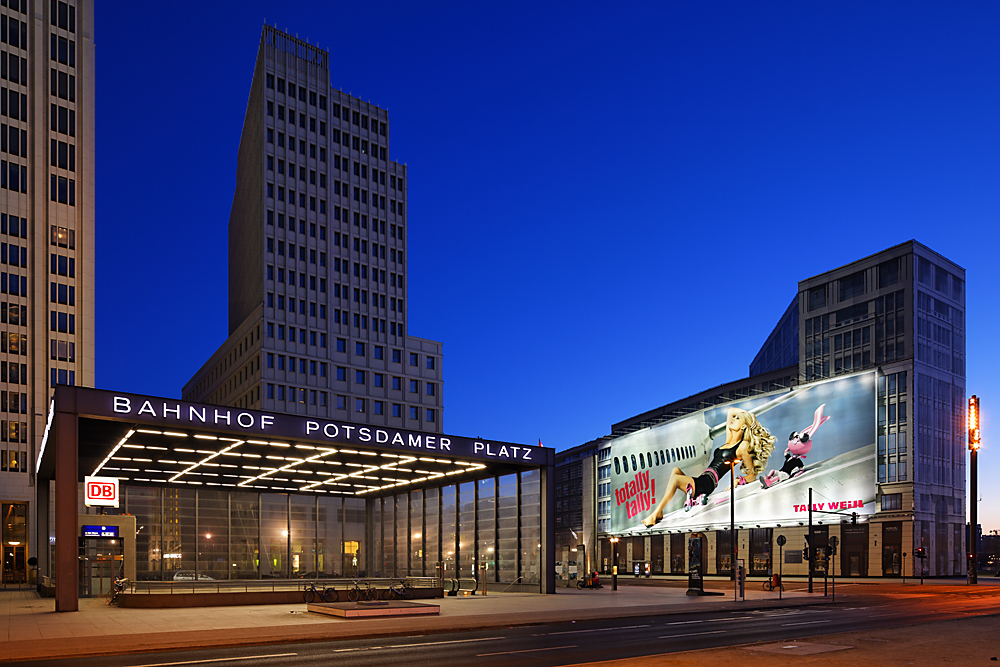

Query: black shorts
[692,472,716,498]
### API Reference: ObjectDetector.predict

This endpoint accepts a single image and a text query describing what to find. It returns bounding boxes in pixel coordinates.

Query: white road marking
[133,654,298,667]
[658,630,727,638]
[386,636,506,648]
[781,620,831,626]
[536,624,650,636]
[478,645,577,656]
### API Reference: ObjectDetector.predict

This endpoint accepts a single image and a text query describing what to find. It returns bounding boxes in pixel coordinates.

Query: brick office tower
[185,26,444,434]
[0,0,95,586]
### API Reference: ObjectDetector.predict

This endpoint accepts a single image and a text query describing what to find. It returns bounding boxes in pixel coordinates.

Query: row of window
[50,281,75,305]
[50,309,75,333]
[51,0,76,33]
[0,213,24,238]
[1,359,25,383]
[331,102,387,137]
[50,33,75,67]
[0,50,24,84]
[333,209,405,240]
[266,265,328,293]
[50,68,75,102]
[1,330,24,355]
[265,322,329,348]
[266,292,327,319]
[265,237,327,265]
[1,86,25,120]
[50,103,75,137]
[266,182,327,214]
[0,271,25,296]
[50,253,75,277]
[0,242,23,267]
[266,211,329,241]
[50,174,75,205]
[1,390,25,414]
[0,448,26,471]
[51,225,74,248]
[265,74,327,111]
[51,367,75,387]
[0,159,24,192]
[51,338,74,362]
[1,302,25,326]
[0,122,24,158]
[51,139,75,171]
[1,15,26,50]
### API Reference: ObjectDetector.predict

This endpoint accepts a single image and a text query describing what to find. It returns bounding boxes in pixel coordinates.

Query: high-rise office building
[184,26,443,433]
[0,0,94,585]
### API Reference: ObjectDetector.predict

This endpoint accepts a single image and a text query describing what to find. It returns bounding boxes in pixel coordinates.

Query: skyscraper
[184,26,444,433]
[0,0,94,585]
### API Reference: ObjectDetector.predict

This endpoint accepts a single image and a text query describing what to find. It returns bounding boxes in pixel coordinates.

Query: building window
[881,493,902,511]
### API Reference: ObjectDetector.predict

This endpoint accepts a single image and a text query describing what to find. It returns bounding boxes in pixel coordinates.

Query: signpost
[776,534,786,600]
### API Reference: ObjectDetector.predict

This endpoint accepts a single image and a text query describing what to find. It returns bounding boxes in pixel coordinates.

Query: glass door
[1,503,27,584]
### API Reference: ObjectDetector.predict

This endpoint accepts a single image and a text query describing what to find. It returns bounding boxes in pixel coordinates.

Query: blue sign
[82,525,119,538]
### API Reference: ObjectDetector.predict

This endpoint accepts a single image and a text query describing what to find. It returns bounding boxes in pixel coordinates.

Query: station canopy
[37,387,551,498]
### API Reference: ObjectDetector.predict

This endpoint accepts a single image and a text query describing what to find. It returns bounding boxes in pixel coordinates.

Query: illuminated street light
[969,395,981,585]
[609,536,620,591]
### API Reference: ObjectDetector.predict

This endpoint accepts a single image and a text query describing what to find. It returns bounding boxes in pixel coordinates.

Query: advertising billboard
[609,372,876,534]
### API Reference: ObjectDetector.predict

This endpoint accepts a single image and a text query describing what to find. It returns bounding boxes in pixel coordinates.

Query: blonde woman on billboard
[641,408,776,528]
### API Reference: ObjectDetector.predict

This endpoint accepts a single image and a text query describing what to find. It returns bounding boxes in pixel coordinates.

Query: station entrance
[35,387,556,611]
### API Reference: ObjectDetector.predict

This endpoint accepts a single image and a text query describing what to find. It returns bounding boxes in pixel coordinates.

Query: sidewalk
[0,583,815,662]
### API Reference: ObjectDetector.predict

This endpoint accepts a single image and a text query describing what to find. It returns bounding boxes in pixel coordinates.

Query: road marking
[133,654,298,667]
[538,624,650,636]
[781,620,831,627]
[665,619,702,625]
[386,636,506,648]
[478,645,576,656]
[658,630,727,638]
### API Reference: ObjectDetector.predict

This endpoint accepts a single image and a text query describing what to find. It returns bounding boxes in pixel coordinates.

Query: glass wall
[409,491,423,576]
[520,469,541,584]
[458,481,475,578]
[343,498,365,577]
[317,497,341,577]
[122,469,544,589]
[441,485,456,577]
[497,474,518,583]
[477,477,495,580]
[424,487,439,577]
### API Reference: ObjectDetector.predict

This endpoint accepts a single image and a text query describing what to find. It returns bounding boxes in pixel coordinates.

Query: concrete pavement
[0,578,995,663]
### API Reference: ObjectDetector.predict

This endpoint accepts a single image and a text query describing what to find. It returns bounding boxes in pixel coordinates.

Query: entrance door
[78,538,124,597]
[881,522,902,576]
[2,545,25,584]
[1,502,27,584]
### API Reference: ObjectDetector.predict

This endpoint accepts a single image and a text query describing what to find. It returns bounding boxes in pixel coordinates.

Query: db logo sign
[84,476,119,508]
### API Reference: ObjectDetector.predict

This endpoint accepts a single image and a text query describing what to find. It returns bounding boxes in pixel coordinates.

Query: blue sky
[95,2,1000,530]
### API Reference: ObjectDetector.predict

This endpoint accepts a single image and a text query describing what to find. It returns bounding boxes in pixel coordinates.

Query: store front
[35,386,556,611]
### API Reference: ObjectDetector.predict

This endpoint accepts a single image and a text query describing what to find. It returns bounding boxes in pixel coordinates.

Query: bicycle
[106,577,128,605]
[346,580,379,602]
[303,581,335,603]
[763,577,784,592]
[384,579,414,600]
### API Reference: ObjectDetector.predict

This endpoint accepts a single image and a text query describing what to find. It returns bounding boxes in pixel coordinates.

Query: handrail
[498,577,524,594]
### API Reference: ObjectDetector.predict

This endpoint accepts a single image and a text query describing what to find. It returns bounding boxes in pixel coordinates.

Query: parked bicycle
[347,580,379,602]
[303,581,335,603]
[763,576,784,592]
[106,577,129,605]
[384,579,414,600]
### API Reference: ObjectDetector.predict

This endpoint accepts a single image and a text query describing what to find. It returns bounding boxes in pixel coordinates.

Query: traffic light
[803,536,812,560]
[915,547,927,559]
[851,512,858,525]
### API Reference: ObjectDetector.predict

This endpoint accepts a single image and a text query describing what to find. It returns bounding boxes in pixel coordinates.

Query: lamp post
[730,458,738,602]
[610,536,619,591]
[969,395,981,585]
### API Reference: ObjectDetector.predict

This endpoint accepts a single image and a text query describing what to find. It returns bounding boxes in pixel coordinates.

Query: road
[8,583,999,667]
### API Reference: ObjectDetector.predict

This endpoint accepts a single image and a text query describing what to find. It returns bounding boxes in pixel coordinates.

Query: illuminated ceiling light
[246,440,269,446]
[270,442,291,448]
[163,432,188,438]
[136,429,161,435]
[91,428,136,476]
[194,435,219,440]
[169,440,245,483]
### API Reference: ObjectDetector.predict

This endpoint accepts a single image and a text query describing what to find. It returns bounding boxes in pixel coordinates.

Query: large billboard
[609,372,876,534]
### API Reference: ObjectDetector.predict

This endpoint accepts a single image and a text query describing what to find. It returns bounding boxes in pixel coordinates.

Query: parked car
[172,570,215,581]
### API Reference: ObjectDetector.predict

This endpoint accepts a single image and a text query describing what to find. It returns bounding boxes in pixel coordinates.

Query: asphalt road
[10,584,999,667]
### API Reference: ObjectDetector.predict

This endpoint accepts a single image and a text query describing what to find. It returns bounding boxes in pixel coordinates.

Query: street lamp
[730,457,739,602]
[969,395,981,585]
[610,536,619,591]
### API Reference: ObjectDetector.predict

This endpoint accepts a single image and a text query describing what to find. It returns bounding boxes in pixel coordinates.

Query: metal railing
[129,577,439,595]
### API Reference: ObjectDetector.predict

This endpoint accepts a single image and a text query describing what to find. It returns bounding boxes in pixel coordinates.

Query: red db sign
[84,476,119,508]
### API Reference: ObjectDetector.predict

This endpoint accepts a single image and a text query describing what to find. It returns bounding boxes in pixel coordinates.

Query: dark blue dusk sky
[95,2,1000,529]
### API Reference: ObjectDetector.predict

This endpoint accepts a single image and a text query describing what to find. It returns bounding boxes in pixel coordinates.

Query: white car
[172,570,215,581]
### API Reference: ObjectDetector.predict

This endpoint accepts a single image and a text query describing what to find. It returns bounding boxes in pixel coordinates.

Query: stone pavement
[0,579,994,663]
